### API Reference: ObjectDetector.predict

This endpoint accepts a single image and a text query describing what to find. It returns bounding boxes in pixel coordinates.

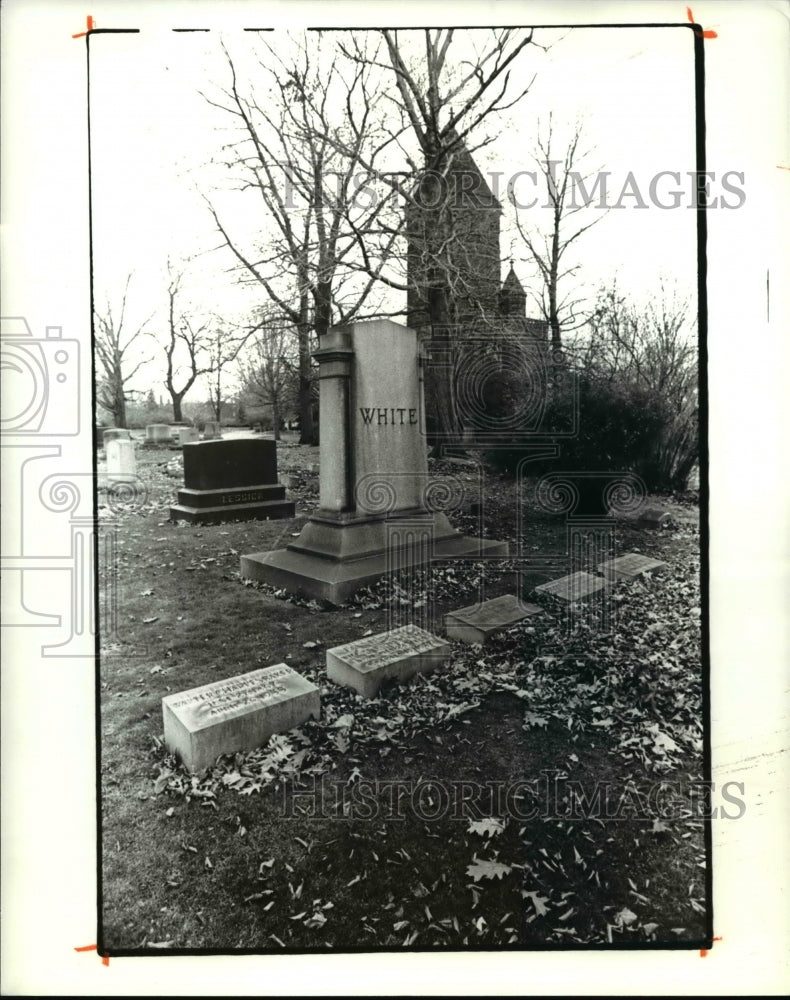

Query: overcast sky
[88,21,701,399]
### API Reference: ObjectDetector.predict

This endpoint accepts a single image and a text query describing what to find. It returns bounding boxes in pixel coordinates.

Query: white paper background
[1,0,788,994]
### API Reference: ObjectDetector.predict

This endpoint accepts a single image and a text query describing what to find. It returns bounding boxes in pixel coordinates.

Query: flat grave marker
[444,593,542,645]
[162,663,320,773]
[636,507,672,529]
[598,552,667,582]
[534,571,606,602]
[326,624,451,699]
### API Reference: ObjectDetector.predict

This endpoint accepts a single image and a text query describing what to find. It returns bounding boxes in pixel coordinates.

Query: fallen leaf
[467,818,505,839]
[466,858,512,882]
[522,890,550,917]
[614,907,638,927]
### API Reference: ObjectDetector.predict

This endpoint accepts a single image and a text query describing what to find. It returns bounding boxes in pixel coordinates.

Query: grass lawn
[99,435,706,952]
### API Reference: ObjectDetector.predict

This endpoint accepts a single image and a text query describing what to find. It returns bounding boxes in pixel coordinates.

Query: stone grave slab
[203,420,222,440]
[534,571,606,602]
[326,624,451,699]
[598,552,667,582]
[170,439,295,523]
[444,594,542,645]
[162,663,319,773]
[636,507,671,529]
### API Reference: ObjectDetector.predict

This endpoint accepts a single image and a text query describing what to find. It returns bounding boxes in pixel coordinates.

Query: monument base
[240,508,508,604]
[170,483,295,524]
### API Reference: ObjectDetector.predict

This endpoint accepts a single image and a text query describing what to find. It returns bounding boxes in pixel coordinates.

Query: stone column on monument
[314,329,354,514]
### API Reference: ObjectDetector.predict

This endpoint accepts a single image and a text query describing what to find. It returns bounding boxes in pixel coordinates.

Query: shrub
[484,375,693,491]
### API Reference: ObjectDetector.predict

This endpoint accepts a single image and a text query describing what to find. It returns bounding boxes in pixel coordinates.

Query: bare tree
[157,267,212,423]
[513,115,606,351]
[202,33,402,444]
[578,280,697,408]
[340,28,540,442]
[203,321,257,422]
[239,311,300,440]
[94,274,153,428]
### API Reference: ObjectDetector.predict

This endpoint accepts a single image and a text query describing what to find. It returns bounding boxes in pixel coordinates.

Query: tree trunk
[297,318,316,445]
[172,395,183,422]
[116,391,127,429]
[549,226,562,350]
[297,285,317,444]
[272,400,281,440]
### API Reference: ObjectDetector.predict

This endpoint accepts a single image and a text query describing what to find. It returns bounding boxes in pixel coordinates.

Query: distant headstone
[143,423,172,448]
[106,438,136,484]
[203,420,222,440]
[597,552,667,582]
[103,428,131,447]
[241,320,508,603]
[636,508,672,529]
[178,427,200,446]
[534,572,606,602]
[445,594,542,645]
[326,624,451,699]
[169,438,295,523]
[162,664,320,773]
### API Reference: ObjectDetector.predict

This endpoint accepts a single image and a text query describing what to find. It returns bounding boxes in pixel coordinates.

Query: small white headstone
[106,438,136,484]
[179,427,200,446]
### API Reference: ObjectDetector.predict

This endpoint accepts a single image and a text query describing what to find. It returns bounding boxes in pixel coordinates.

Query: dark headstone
[183,439,278,490]
[170,439,295,523]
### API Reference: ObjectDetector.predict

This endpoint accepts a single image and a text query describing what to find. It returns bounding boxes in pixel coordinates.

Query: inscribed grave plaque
[534,571,606,602]
[597,553,667,581]
[162,664,320,773]
[326,624,451,699]
[444,594,542,645]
